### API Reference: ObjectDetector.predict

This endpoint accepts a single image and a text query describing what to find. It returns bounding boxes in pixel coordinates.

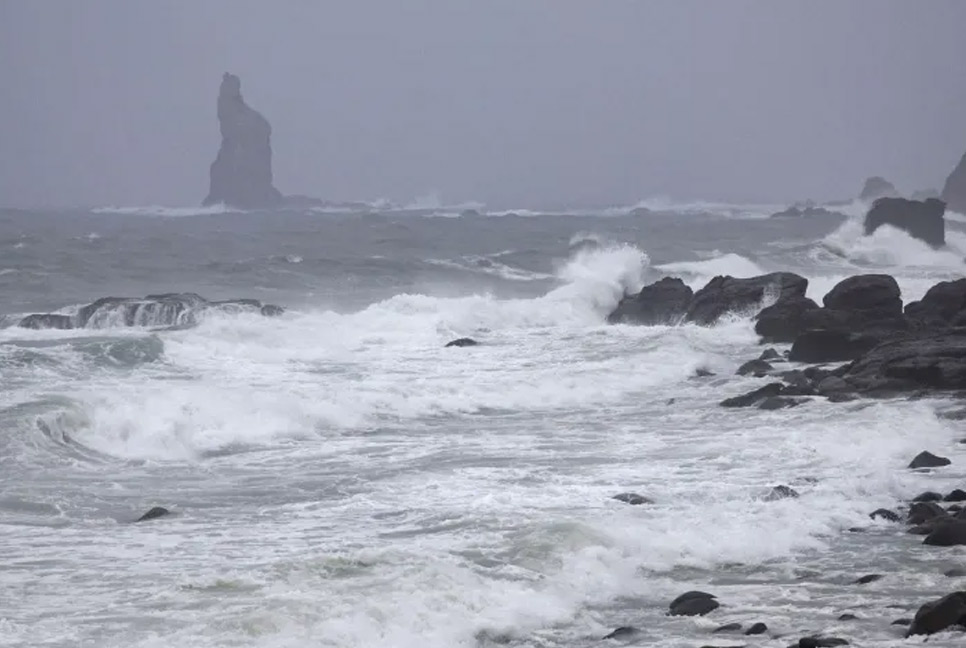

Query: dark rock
[905,278,966,327]
[713,623,743,633]
[770,205,841,219]
[764,485,800,501]
[906,591,966,636]
[823,274,903,320]
[923,520,966,546]
[737,359,773,376]
[758,396,803,410]
[854,574,883,585]
[907,502,947,525]
[949,505,964,514]
[608,277,694,325]
[260,304,285,317]
[938,407,966,421]
[945,568,966,578]
[909,451,952,470]
[913,491,945,502]
[685,273,808,326]
[779,370,811,387]
[720,383,784,408]
[837,614,858,621]
[941,150,966,215]
[891,618,912,626]
[860,176,899,201]
[755,296,821,342]
[135,506,171,522]
[847,527,866,533]
[869,508,900,522]
[946,490,966,502]
[815,376,851,396]
[17,313,73,330]
[759,348,782,361]
[603,626,639,640]
[788,329,879,364]
[695,367,716,377]
[744,623,767,635]
[864,197,946,248]
[799,637,848,648]
[669,591,719,616]
[840,330,966,395]
[445,338,479,348]
[612,492,653,506]
[203,73,282,209]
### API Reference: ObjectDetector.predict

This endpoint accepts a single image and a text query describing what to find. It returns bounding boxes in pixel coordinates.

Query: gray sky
[2,0,965,209]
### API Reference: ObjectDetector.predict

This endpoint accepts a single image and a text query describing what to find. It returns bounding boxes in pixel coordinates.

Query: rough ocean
[1,201,965,648]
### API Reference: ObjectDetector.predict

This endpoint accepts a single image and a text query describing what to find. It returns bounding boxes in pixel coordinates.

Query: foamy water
[1,206,965,648]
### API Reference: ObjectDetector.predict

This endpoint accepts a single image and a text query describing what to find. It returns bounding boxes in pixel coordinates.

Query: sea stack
[941,151,966,215]
[859,176,899,202]
[863,197,946,248]
[203,73,282,209]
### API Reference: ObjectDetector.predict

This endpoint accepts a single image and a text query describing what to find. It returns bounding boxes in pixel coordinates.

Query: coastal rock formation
[859,176,899,201]
[203,73,283,209]
[906,591,966,636]
[941,151,966,215]
[754,296,820,342]
[684,272,808,325]
[769,205,841,219]
[16,293,285,330]
[906,278,966,327]
[608,277,693,325]
[863,197,946,248]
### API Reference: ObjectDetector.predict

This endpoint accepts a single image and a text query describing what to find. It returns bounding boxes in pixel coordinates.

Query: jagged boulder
[905,278,966,328]
[823,274,904,322]
[906,591,966,636]
[859,176,899,201]
[685,273,808,325]
[755,295,820,342]
[864,197,946,248]
[18,313,73,330]
[608,277,693,325]
[838,329,966,395]
[942,151,966,215]
[203,73,283,209]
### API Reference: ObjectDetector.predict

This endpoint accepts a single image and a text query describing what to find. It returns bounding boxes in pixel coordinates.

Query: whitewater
[1,204,965,648]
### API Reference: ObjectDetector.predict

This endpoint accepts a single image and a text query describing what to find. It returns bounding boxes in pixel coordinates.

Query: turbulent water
[1,202,966,648]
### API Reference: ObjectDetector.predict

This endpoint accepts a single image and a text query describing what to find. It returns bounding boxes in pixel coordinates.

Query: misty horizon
[2,0,966,210]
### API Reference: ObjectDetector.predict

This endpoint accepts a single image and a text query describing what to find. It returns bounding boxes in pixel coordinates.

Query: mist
[1,0,965,209]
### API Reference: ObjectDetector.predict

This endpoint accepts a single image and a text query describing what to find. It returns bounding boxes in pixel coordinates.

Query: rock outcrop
[16,293,285,330]
[905,279,966,327]
[859,176,899,201]
[203,73,283,209]
[941,151,966,215]
[863,197,946,248]
[608,277,693,325]
[684,272,808,325]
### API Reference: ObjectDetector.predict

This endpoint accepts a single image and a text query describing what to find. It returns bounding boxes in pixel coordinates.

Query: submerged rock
[668,591,719,616]
[798,637,849,648]
[764,485,800,501]
[713,623,743,633]
[869,508,900,522]
[854,574,883,585]
[135,506,171,522]
[203,73,283,209]
[602,626,639,640]
[720,383,783,408]
[745,622,768,635]
[737,359,773,376]
[864,197,946,248]
[941,151,966,215]
[445,337,479,348]
[612,492,653,505]
[608,277,693,325]
[909,451,952,470]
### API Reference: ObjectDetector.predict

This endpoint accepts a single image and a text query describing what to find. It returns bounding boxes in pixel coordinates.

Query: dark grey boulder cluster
[15,293,285,330]
[864,197,947,248]
[610,272,966,403]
